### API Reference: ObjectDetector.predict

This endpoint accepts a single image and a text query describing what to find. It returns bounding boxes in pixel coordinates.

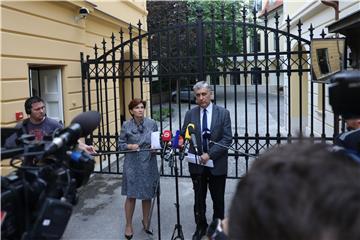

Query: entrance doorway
[29,67,64,123]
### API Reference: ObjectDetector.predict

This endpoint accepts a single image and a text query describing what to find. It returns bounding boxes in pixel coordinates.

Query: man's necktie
[202,109,208,153]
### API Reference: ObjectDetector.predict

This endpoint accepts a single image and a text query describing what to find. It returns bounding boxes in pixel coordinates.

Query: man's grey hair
[193,81,212,92]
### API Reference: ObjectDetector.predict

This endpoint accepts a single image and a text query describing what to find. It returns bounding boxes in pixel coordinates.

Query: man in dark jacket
[181,81,232,240]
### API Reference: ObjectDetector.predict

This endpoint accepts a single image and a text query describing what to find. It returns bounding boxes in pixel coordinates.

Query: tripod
[169,153,185,240]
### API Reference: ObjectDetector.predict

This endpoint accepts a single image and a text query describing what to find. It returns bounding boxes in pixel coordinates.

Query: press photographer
[1,111,100,240]
[330,70,360,162]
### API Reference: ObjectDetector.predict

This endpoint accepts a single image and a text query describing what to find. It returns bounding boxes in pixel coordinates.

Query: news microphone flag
[172,130,180,149]
[162,130,172,143]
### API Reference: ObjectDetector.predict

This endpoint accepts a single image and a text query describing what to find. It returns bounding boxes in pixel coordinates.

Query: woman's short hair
[128,98,146,111]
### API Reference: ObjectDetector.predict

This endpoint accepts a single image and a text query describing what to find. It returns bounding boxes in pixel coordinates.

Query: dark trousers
[190,168,226,229]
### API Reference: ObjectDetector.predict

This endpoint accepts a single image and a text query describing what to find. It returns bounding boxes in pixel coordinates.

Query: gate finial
[102,38,106,52]
[119,28,124,43]
[137,20,142,34]
[309,24,314,40]
[196,7,203,19]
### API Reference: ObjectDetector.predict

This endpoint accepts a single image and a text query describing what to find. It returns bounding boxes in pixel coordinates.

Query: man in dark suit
[181,81,232,240]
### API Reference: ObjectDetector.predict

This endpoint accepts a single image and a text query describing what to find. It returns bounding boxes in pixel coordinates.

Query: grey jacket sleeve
[208,109,232,160]
[118,121,129,151]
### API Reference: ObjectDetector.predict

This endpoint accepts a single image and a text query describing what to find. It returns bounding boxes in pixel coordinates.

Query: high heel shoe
[142,220,153,235]
[124,225,133,240]
[124,234,133,240]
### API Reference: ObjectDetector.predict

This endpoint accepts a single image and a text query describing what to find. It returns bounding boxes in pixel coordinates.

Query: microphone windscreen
[185,123,195,140]
[71,111,101,137]
[202,128,211,139]
[172,130,180,149]
[162,130,172,142]
[187,124,195,133]
[178,136,184,147]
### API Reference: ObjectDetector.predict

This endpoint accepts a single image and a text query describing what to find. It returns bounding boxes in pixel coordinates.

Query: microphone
[161,130,172,157]
[202,128,211,140]
[183,123,195,154]
[178,135,185,161]
[202,128,211,151]
[184,123,194,142]
[45,111,100,155]
[161,130,172,144]
[188,125,199,155]
[165,130,180,163]
[172,130,180,150]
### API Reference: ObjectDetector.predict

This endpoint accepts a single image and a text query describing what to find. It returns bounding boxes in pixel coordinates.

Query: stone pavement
[62,173,240,240]
[62,86,284,239]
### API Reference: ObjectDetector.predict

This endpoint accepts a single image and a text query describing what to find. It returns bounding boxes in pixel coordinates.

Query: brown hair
[128,98,146,112]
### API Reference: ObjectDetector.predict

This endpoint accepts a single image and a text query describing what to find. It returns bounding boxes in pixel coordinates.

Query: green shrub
[152,107,173,121]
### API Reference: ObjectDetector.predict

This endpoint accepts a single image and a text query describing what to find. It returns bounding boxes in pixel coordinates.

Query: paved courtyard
[63,86,284,239]
[62,174,239,240]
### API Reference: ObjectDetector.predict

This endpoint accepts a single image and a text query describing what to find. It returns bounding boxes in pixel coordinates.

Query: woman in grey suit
[182,81,232,240]
[118,98,159,239]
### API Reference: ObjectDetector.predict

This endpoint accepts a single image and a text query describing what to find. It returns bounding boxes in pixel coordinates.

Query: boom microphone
[45,111,100,155]
[71,111,101,137]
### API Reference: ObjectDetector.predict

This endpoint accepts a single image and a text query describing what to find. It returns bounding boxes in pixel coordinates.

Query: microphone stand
[169,150,184,240]
[91,148,162,156]
[208,140,257,158]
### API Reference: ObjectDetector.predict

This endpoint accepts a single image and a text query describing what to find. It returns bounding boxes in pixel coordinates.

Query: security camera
[75,7,90,21]
[79,7,89,18]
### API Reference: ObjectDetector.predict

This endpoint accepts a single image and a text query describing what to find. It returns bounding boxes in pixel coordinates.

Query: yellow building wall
[1,0,148,129]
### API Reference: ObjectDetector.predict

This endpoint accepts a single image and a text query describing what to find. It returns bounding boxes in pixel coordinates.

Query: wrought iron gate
[81,6,337,177]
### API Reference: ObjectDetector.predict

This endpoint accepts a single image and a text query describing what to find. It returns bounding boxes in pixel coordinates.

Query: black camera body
[329,70,360,119]
[1,111,100,240]
[1,139,95,240]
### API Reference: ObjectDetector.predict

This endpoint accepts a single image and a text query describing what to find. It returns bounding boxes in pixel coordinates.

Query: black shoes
[142,220,153,235]
[124,225,133,240]
[192,226,207,240]
[124,234,133,240]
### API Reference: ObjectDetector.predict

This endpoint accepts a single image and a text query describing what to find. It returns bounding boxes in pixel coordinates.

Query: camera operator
[1,109,100,240]
[335,117,360,145]
[4,96,96,154]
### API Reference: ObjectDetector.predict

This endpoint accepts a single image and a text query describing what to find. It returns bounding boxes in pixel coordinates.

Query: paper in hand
[151,131,161,149]
[185,153,214,168]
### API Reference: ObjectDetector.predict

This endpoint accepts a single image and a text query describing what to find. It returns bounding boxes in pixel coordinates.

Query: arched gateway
[81,6,337,177]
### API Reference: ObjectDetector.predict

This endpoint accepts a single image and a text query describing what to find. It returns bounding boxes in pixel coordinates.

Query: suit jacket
[182,104,232,175]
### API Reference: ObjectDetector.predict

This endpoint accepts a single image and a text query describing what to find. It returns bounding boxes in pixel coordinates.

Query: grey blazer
[182,104,232,175]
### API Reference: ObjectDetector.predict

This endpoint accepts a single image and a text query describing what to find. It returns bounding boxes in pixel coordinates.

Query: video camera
[329,70,360,119]
[1,111,100,240]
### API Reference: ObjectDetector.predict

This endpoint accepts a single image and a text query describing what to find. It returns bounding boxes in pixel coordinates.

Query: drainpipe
[321,1,340,136]
[321,0,339,20]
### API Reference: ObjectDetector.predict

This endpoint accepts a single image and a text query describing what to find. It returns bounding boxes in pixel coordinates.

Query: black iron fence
[81,6,338,178]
